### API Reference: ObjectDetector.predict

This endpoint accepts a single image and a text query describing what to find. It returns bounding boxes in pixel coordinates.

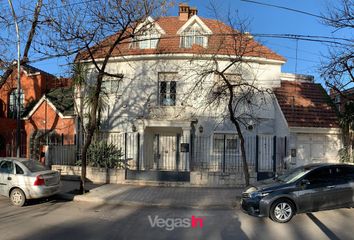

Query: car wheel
[270,199,295,223]
[10,188,26,207]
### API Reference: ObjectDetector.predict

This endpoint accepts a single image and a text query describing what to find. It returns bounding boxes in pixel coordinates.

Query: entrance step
[126,170,190,182]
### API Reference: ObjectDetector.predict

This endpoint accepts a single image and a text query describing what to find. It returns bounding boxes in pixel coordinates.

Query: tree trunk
[231,117,250,186]
[80,131,93,193]
[224,78,251,186]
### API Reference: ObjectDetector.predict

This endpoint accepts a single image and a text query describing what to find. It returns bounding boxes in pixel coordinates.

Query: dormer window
[135,30,159,49]
[181,25,207,48]
[132,16,165,50]
[177,15,212,49]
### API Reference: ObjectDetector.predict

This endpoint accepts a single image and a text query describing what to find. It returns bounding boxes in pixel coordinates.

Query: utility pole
[8,0,21,157]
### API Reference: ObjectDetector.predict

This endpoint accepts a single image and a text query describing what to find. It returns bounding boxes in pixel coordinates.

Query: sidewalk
[59,180,243,209]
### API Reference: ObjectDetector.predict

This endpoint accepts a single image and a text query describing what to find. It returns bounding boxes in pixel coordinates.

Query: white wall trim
[79,53,285,65]
[22,95,75,120]
[143,119,191,128]
[290,127,341,134]
[176,15,212,35]
[136,16,166,35]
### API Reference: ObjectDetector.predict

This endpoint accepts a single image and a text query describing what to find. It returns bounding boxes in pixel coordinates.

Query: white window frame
[137,31,159,49]
[102,77,122,95]
[180,25,208,48]
[212,133,240,155]
[158,73,178,107]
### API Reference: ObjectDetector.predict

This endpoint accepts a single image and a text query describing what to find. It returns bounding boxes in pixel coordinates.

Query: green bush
[338,146,351,163]
[86,141,126,169]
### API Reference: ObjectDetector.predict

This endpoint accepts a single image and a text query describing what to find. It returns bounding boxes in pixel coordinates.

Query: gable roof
[136,16,166,35]
[0,63,57,88]
[177,15,212,35]
[22,87,75,120]
[77,16,285,62]
[274,80,339,128]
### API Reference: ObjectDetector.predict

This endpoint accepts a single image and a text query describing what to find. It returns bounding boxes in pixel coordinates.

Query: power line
[239,0,329,21]
[265,42,322,57]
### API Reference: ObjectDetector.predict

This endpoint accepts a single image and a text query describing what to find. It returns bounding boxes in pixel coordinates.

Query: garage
[296,133,341,166]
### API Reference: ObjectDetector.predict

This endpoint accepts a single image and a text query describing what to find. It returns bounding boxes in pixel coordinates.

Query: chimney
[189,7,198,17]
[179,3,190,21]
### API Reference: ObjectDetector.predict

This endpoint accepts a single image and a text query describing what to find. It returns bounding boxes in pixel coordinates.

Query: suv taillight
[34,175,45,186]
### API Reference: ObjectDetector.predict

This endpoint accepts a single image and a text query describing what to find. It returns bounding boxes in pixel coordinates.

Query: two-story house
[77,4,341,185]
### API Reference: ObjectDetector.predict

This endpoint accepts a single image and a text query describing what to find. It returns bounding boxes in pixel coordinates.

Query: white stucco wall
[80,54,284,135]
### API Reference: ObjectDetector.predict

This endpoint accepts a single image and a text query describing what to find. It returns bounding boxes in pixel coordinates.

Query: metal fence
[47,145,77,166]
[47,132,286,175]
[191,135,257,173]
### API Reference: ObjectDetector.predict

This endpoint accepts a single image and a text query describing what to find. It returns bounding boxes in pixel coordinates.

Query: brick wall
[24,100,76,158]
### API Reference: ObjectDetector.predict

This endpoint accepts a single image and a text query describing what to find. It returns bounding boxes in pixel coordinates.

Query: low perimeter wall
[190,171,257,187]
[52,165,126,184]
[52,165,257,186]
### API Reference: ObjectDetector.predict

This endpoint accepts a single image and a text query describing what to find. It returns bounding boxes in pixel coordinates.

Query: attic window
[133,30,159,49]
[180,23,207,48]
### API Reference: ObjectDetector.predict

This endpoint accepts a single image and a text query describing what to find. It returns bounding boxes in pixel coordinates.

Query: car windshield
[277,166,312,183]
[22,160,47,172]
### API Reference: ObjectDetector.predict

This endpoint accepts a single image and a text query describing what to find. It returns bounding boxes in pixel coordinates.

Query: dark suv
[241,163,354,223]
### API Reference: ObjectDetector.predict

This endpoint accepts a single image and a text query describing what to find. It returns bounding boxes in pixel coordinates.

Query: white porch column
[181,127,191,171]
[138,126,145,170]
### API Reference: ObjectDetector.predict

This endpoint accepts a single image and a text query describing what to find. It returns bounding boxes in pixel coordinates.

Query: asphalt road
[0,195,353,240]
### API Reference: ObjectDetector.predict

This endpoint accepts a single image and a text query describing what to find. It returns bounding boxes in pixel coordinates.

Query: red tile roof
[274,81,339,128]
[78,16,285,62]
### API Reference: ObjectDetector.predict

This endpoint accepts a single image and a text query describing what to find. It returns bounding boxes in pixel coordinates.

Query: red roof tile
[78,16,285,62]
[274,81,339,128]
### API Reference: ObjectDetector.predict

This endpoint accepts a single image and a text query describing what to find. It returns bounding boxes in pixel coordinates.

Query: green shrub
[338,146,351,163]
[86,141,126,169]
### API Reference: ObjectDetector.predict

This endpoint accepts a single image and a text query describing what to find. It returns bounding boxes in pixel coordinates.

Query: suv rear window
[22,160,47,172]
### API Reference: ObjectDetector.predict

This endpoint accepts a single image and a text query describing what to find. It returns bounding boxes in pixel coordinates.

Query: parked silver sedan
[0,158,61,206]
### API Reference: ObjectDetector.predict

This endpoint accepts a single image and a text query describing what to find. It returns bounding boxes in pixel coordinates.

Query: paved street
[0,195,354,240]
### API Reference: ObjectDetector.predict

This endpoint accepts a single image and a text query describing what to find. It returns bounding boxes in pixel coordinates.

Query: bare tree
[186,11,279,186]
[0,0,43,81]
[321,0,353,93]
[41,0,171,192]
[321,0,353,162]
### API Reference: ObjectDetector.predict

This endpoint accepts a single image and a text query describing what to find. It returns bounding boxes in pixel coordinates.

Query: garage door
[297,134,325,165]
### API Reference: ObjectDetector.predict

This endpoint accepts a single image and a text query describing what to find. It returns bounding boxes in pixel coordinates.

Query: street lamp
[7,0,21,157]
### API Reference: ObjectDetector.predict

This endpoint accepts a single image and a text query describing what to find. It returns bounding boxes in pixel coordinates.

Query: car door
[340,165,354,206]
[322,166,352,209]
[296,167,334,212]
[0,160,14,196]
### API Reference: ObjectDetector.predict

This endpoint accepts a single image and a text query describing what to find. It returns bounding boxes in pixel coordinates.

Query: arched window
[8,88,24,119]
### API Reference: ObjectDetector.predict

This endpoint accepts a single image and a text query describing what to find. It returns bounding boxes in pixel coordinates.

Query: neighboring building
[76,4,341,184]
[274,74,341,168]
[23,87,76,161]
[0,64,74,159]
[330,87,354,113]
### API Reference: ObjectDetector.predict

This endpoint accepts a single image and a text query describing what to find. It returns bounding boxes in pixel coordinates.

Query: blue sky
[33,0,348,88]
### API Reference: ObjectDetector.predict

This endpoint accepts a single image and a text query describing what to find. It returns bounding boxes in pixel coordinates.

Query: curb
[57,193,75,201]
[68,194,241,209]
